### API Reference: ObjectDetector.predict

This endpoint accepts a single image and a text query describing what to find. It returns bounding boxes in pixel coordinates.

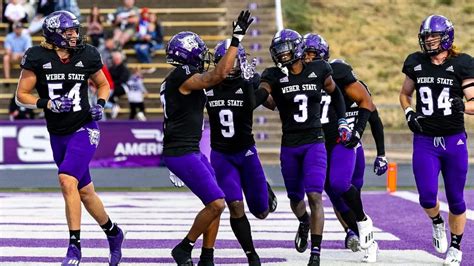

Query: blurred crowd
[2,0,165,121]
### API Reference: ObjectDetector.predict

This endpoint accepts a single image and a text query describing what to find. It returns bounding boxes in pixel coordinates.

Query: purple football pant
[280,142,327,202]
[50,121,99,189]
[413,132,468,215]
[211,146,269,217]
[164,152,225,205]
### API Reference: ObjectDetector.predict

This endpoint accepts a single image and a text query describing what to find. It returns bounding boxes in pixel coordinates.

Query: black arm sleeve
[329,85,346,119]
[253,87,269,109]
[368,108,385,156]
[353,108,371,136]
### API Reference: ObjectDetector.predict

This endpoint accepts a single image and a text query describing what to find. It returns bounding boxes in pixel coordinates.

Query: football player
[15,11,124,266]
[160,11,254,266]
[203,39,277,266]
[399,15,474,265]
[303,33,387,263]
[259,29,349,266]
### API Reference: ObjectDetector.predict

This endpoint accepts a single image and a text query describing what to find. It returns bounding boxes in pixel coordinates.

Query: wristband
[36,98,49,109]
[97,98,106,108]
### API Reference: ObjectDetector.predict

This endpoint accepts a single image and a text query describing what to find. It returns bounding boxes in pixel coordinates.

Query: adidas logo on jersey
[42,62,52,69]
[457,139,464,145]
[235,88,243,94]
[280,76,289,83]
[206,89,214,96]
[75,61,84,68]
[350,102,358,108]
[245,149,254,157]
[414,64,422,71]
[446,65,454,72]
[308,72,317,78]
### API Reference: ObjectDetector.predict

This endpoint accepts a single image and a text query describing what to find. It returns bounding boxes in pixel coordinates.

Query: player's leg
[165,152,225,266]
[303,142,326,266]
[280,146,308,253]
[211,149,260,265]
[412,134,446,253]
[241,146,270,219]
[352,144,366,191]
[440,133,468,265]
[79,178,124,266]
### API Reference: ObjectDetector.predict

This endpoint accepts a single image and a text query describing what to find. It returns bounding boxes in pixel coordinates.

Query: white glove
[241,57,257,80]
[169,171,185,188]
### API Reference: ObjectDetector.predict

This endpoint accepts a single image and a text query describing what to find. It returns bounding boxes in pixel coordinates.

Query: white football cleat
[432,222,448,253]
[361,241,378,263]
[444,247,462,265]
[357,215,374,249]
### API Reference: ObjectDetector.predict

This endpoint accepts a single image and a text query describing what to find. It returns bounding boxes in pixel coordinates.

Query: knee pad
[419,198,437,210]
[449,200,466,215]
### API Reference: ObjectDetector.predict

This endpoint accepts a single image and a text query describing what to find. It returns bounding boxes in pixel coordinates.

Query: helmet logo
[46,14,61,32]
[179,35,199,52]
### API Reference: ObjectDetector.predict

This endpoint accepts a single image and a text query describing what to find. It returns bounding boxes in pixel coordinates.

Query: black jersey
[402,52,474,136]
[321,59,366,145]
[160,65,206,156]
[205,75,260,153]
[261,60,332,146]
[20,44,103,135]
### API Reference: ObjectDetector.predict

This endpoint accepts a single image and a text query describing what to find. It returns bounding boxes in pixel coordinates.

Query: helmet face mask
[42,11,84,50]
[418,15,454,55]
[166,31,209,72]
[270,29,303,67]
[213,39,247,79]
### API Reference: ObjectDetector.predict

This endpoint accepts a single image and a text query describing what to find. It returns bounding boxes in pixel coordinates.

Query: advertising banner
[0,120,210,168]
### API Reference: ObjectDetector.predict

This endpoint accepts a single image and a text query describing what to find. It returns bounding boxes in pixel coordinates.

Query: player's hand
[450,97,465,113]
[232,10,254,42]
[373,156,388,176]
[50,96,73,113]
[241,57,257,80]
[169,171,185,188]
[90,104,104,121]
[405,107,424,133]
[344,129,361,148]
[337,118,352,143]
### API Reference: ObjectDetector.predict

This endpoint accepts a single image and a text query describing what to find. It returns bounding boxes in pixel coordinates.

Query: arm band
[36,98,49,109]
[230,37,240,47]
[368,109,386,156]
[353,108,371,136]
[97,98,106,108]
[253,88,269,109]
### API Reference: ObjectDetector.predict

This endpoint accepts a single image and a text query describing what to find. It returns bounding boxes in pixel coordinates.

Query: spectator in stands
[86,5,104,47]
[109,51,130,118]
[9,92,34,121]
[134,9,164,66]
[112,0,139,47]
[125,67,148,121]
[4,0,28,32]
[27,0,55,35]
[3,22,31,83]
[98,33,119,69]
[54,0,81,20]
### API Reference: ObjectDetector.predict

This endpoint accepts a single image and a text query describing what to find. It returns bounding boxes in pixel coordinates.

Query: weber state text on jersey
[160,65,206,156]
[20,44,102,135]
[321,59,368,145]
[403,52,474,136]
[206,75,260,153]
[261,60,331,146]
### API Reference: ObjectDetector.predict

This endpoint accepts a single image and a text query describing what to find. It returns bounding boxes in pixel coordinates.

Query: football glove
[344,129,361,148]
[241,57,257,80]
[373,156,388,176]
[50,96,73,113]
[169,171,185,188]
[405,107,424,133]
[450,97,465,113]
[338,118,352,143]
[232,10,254,42]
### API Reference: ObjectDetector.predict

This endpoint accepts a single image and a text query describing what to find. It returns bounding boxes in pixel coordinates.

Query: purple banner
[0,120,211,168]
